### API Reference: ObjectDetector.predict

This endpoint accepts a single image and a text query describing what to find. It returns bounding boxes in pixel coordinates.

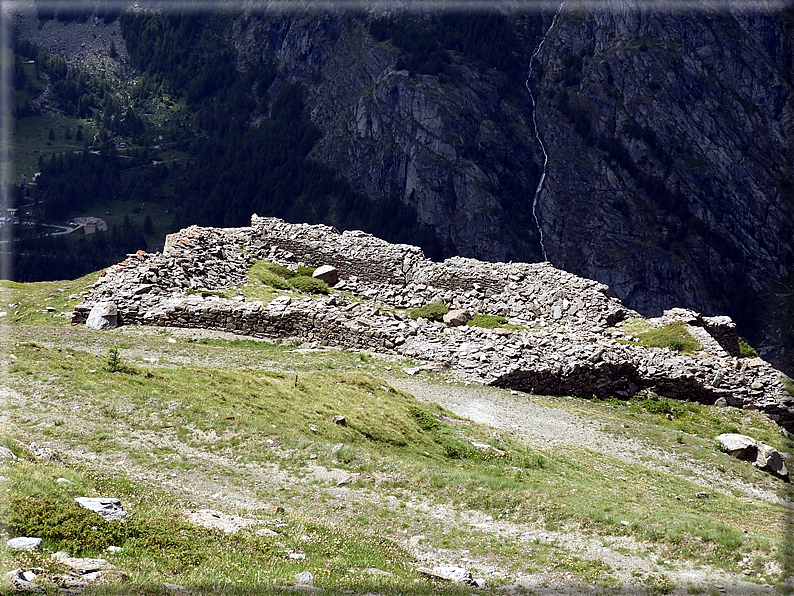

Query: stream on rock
[525,1,565,262]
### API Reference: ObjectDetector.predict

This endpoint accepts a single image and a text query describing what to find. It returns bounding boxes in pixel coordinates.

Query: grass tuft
[407,303,448,322]
[739,339,759,358]
[636,321,701,354]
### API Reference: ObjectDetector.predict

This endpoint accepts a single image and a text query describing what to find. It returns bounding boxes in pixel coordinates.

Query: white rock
[7,537,42,551]
[85,301,118,330]
[312,265,339,286]
[74,497,127,520]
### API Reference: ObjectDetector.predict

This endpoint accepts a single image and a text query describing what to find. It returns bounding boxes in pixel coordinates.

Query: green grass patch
[739,339,759,358]
[636,321,701,354]
[0,270,100,326]
[0,458,443,595]
[407,303,448,322]
[6,114,97,181]
[289,275,329,295]
[467,314,507,328]
[466,314,526,331]
[243,261,328,300]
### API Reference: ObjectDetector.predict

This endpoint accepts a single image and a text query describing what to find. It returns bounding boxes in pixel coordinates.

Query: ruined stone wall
[72,216,794,431]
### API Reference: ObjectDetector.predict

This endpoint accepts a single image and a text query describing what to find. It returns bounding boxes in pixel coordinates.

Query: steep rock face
[532,2,794,366]
[233,5,794,370]
[232,12,545,261]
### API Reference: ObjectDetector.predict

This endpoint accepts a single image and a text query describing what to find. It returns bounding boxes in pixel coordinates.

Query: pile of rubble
[73,215,794,430]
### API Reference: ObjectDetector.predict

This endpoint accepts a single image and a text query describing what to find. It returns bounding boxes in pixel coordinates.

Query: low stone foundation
[73,216,794,431]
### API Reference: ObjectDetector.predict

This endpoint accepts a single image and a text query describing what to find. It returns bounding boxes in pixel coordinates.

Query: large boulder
[85,301,118,330]
[443,309,471,327]
[715,433,789,480]
[756,443,789,480]
[312,265,339,286]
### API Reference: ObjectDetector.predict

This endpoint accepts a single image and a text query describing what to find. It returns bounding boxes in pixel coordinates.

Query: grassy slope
[1,275,793,594]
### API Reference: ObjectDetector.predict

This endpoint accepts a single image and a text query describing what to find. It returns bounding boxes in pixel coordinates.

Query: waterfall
[525,2,565,262]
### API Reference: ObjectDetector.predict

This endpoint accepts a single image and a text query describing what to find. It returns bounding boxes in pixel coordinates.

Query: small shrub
[263,262,297,279]
[251,269,291,290]
[636,322,701,354]
[105,348,134,374]
[7,495,127,555]
[780,376,794,398]
[186,288,227,297]
[440,437,478,460]
[739,340,758,358]
[289,276,329,295]
[408,405,442,432]
[296,266,316,277]
[407,302,449,322]
[467,314,508,328]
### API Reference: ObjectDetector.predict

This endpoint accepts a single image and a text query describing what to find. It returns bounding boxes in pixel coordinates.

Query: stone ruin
[72,215,794,431]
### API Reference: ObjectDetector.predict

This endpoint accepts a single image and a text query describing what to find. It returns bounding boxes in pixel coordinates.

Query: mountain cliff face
[12,2,794,372]
[231,4,794,372]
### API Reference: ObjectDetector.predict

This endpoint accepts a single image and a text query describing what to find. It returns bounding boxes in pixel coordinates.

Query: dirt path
[389,376,785,507]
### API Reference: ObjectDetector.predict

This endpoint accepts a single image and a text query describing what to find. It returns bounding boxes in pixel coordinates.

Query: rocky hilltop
[73,216,794,431]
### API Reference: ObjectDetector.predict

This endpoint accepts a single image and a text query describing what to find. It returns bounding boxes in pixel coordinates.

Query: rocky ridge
[72,216,794,431]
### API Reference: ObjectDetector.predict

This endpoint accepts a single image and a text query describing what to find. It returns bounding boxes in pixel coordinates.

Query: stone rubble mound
[72,215,794,431]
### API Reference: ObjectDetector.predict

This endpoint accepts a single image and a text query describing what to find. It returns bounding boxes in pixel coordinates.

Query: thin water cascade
[525,2,565,262]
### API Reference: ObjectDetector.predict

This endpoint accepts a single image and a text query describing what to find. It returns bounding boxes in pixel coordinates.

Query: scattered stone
[52,552,114,574]
[403,367,421,376]
[714,397,728,407]
[164,582,192,594]
[186,509,258,534]
[417,565,476,585]
[362,568,393,576]
[332,415,347,426]
[74,497,127,520]
[85,301,118,330]
[56,477,72,484]
[106,546,123,553]
[2,569,45,593]
[57,569,127,590]
[288,552,306,560]
[0,446,18,461]
[7,538,42,551]
[27,442,62,463]
[469,441,506,457]
[295,571,314,584]
[256,528,279,537]
[696,492,710,499]
[312,265,339,286]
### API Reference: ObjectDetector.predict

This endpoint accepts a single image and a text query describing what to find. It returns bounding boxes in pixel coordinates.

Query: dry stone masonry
[73,216,794,431]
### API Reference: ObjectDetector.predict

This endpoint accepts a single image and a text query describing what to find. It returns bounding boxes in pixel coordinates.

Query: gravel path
[389,375,784,506]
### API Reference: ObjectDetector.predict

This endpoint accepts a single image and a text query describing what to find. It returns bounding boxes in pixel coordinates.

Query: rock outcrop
[716,433,789,480]
[73,216,794,431]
